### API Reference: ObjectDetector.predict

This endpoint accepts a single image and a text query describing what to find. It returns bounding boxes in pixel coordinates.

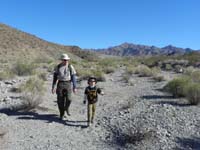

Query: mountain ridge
[93,42,197,56]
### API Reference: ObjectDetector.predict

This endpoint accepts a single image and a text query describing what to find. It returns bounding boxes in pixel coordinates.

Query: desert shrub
[122,74,131,83]
[190,70,200,83]
[12,61,36,76]
[34,55,54,64]
[164,77,190,97]
[92,70,106,82]
[184,83,200,105]
[164,64,173,71]
[135,65,153,77]
[126,66,135,75]
[152,75,165,82]
[15,77,45,111]
[0,70,15,80]
[163,77,191,98]
[102,66,115,74]
[183,66,195,76]
[98,58,118,68]
[37,72,48,81]
[111,122,155,147]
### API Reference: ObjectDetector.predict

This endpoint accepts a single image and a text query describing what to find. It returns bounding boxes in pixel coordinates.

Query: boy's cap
[88,77,97,83]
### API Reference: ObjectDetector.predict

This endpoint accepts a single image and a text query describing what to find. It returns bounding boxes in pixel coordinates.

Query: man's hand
[73,88,77,94]
[52,88,56,94]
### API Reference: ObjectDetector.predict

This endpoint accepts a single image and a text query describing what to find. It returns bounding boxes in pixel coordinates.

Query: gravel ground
[0,69,200,150]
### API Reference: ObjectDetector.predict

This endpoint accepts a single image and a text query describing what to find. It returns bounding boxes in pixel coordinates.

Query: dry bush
[14,77,45,111]
[37,71,48,81]
[185,83,200,105]
[122,74,131,83]
[102,66,115,74]
[12,61,36,76]
[191,70,200,82]
[163,77,190,98]
[183,66,195,76]
[111,122,156,147]
[135,65,154,77]
[152,75,165,82]
[0,70,15,81]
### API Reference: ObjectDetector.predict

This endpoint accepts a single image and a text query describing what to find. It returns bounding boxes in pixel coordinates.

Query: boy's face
[89,80,96,87]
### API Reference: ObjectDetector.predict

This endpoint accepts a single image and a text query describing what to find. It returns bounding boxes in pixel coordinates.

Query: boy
[83,77,104,126]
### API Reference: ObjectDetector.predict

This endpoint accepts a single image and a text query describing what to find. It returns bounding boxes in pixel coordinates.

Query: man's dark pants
[56,81,72,118]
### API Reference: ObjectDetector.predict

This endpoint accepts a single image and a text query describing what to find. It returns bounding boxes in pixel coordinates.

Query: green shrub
[37,72,48,81]
[163,77,190,98]
[92,70,106,82]
[191,70,200,83]
[185,83,200,105]
[16,77,45,111]
[102,66,115,74]
[135,65,153,77]
[12,61,36,76]
[152,75,165,82]
[0,70,15,81]
[165,64,173,71]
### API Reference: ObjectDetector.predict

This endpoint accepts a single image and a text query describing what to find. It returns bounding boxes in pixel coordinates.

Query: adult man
[52,53,77,120]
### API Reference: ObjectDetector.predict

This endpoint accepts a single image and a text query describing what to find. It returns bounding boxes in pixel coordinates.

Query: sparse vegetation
[163,76,190,98]
[164,70,200,105]
[12,61,36,76]
[134,65,155,77]
[0,70,15,80]
[14,76,45,111]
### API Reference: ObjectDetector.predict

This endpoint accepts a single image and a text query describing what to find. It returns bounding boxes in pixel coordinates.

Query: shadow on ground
[175,136,200,150]
[142,95,190,107]
[0,108,88,128]
[141,95,174,100]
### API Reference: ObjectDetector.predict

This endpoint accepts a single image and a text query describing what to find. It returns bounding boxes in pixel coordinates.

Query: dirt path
[0,69,200,150]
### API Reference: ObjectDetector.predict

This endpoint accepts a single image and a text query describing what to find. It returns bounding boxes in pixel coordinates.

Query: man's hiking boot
[60,116,64,121]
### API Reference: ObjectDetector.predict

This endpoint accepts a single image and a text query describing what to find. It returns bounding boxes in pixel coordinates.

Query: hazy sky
[0,0,199,49]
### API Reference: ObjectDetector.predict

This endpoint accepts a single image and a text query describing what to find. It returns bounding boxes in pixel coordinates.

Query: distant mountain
[95,42,194,56]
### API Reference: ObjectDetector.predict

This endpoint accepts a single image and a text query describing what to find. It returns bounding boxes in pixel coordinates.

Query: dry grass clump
[14,76,45,111]
[12,61,36,76]
[185,83,200,105]
[0,70,15,81]
[152,75,165,82]
[134,65,155,77]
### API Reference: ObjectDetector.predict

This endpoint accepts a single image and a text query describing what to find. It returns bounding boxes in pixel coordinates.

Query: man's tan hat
[60,53,70,60]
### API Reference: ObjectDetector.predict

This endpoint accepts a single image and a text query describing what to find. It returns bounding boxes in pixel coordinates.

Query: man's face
[62,59,69,65]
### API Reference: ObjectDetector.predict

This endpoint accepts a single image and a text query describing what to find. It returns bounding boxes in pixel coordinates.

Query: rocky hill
[0,23,83,67]
[95,42,194,56]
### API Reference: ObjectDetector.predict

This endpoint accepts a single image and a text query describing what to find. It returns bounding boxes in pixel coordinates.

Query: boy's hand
[52,88,56,94]
[83,100,86,104]
[100,92,104,95]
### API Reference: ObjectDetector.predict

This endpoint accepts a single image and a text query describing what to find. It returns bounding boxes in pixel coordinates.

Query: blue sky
[0,0,200,50]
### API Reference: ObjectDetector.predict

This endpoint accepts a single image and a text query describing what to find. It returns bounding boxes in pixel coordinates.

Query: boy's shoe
[87,121,91,127]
